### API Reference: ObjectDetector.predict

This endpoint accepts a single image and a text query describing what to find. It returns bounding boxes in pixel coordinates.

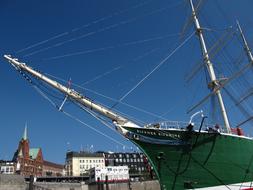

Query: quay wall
[0,174,160,190]
[35,180,160,190]
[0,174,27,190]
[33,182,88,190]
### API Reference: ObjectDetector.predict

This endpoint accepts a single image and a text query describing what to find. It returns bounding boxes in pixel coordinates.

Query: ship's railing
[144,121,187,129]
[144,120,220,131]
[159,121,189,129]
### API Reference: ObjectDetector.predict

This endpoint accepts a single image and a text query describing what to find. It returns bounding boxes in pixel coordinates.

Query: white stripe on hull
[195,181,253,190]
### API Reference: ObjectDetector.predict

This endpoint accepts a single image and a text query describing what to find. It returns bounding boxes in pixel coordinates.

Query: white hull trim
[195,181,253,190]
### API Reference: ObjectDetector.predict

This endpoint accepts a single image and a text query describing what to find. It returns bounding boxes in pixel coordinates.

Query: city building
[12,126,43,176]
[101,151,155,180]
[0,160,15,174]
[65,151,105,176]
[103,152,146,173]
[12,126,64,177]
[42,161,64,176]
[89,166,129,183]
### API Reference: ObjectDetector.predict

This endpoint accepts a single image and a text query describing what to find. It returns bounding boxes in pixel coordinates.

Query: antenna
[189,0,231,133]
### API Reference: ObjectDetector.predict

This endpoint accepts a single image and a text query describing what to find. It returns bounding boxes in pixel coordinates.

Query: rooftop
[43,160,64,169]
[29,148,40,159]
[66,151,104,158]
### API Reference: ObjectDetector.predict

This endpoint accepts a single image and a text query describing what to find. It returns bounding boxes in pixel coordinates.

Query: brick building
[12,126,43,176]
[12,126,64,177]
[43,161,64,176]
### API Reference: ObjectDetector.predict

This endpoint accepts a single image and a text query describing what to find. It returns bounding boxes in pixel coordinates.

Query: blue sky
[1,0,253,163]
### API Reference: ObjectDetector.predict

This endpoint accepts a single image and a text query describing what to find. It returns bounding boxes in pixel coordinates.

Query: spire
[23,122,28,140]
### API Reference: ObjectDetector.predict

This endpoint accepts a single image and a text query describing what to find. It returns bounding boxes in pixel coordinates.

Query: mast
[4,55,140,130]
[237,21,253,64]
[189,0,231,133]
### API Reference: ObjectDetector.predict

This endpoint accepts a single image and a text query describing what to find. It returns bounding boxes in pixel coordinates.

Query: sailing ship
[4,0,253,189]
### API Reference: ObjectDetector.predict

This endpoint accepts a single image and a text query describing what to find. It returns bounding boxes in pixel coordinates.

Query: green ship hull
[123,126,253,190]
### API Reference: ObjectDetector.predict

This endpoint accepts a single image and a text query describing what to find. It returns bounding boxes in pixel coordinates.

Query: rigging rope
[16,32,68,54]
[114,31,195,106]
[203,13,251,95]
[76,102,125,137]
[43,44,174,122]
[44,73,144,124]
[33,82,128,148]
[81,66,121,86]
[208,24,253,122]
[79,47,159,86]
[61,110,127,148]
[78,48,159,86]
[21,1,183,58]
[15,66,129,148]
[44,72,169,123]
[79,100,172,144]
[185,28,235,83]
[186,16,253,115]
[16,0,155,54]
[44,33,179,60]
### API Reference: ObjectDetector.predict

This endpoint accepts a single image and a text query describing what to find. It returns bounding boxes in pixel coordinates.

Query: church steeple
[23,122,28,140]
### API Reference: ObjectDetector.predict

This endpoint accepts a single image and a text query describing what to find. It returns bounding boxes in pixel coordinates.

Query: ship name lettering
[136,130,180,138]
